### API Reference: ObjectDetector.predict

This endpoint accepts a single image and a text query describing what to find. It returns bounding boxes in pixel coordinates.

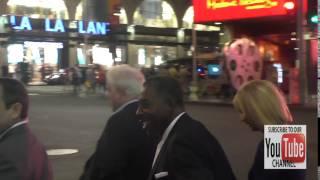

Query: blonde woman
[233,80,305,180]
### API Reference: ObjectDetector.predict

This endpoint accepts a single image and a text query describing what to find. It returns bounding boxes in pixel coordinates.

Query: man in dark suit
[80,65,155,180]
[0,78,52,180]
[137,76,236,180]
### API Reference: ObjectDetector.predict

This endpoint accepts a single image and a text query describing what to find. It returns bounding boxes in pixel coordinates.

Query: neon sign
[238,0,278,9]
[8,16,110,35]
[45,19,65,32]
[10,16,32,30]
[207,0,238,9]
[207,0,278,10]
[78,21,110,35]
[193,0,307,23]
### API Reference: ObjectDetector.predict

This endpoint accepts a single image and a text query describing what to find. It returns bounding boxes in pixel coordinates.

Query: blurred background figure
[71,65,82,96]
[85,65,96,95]
[233,80,306,180]
[95,65,106,95]
[168,65,178,79]
[178,65,191,97]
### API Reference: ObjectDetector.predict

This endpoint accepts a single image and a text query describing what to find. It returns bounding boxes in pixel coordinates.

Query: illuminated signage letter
[78,20,110,35]
[10,16,16,26]
[19,16,32,30]
[78,21,86,34]
[45,19,52,31]
[96,22,107,35]
[87,21,96,34]
[10,16,32,30]
[55,19,65,32]
[45,19,65,32]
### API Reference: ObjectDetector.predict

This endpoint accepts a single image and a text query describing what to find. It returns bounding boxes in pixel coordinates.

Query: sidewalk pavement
[27,85,317,110]
[27,85,106,98]
[186,96,317,111]
[27,85,74,94]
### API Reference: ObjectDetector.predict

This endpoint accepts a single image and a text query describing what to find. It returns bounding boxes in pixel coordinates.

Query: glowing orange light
[283,2,294,10]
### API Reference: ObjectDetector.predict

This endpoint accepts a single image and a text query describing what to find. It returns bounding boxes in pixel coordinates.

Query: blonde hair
[107,64,145,98]
[233,80,293,131]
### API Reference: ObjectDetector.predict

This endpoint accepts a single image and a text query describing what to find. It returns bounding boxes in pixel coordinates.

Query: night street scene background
[0,0,318,179]
[26,86,317,180]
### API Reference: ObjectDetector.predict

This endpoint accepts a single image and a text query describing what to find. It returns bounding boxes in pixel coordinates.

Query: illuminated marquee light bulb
[283,2,295,10]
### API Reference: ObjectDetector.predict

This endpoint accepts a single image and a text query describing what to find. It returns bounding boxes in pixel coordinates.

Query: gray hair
[107,64,145,98]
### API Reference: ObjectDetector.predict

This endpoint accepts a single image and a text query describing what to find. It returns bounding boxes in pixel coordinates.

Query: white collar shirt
[0,119,28,140]
[152,112,186,167]
[112,99,138,115]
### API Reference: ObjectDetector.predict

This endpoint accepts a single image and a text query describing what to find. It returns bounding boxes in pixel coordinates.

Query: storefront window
[76,44,126,67]
[118,8,128,24]
[77,48,86,65]
[7,44,23,64]
[133,0,178,28]
[138,48,146,65]
[115,47,124,62]
[129,44,176,67]
[182,6,193,29]
[7,0,69,19]
[7,41,63,82]
[75,2,82,20]
[92,46,113,67]
[75,2,127,24]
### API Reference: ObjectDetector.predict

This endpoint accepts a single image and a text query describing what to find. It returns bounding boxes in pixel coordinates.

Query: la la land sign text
[9,16,110,35]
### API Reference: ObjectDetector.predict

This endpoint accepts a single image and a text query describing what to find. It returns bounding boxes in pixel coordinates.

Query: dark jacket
[0,124,53,180]
[80,101,155,180]
[249,140,306,180]
[148,113,236,180]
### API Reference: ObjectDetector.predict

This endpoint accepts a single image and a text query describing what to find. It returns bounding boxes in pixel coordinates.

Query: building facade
[192,0,317,101]
[0,0,222,81]
[0,0,316,101]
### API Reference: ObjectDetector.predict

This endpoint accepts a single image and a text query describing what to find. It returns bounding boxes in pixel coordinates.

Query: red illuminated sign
[193,0,306,23]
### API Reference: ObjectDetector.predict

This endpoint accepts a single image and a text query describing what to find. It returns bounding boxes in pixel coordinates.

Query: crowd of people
[69,64,192,97]
[141,63,234,99]
[64,64,106,96]
[0,64,306,180]
[141,65,192,97]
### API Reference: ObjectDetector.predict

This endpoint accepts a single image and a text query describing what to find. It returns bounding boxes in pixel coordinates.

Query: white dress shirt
[0,119,28,140]
[152,112,186,167]
[112,99,138,116]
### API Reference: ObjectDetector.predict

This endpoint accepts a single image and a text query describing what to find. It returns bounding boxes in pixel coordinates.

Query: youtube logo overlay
[264,125,307,169]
